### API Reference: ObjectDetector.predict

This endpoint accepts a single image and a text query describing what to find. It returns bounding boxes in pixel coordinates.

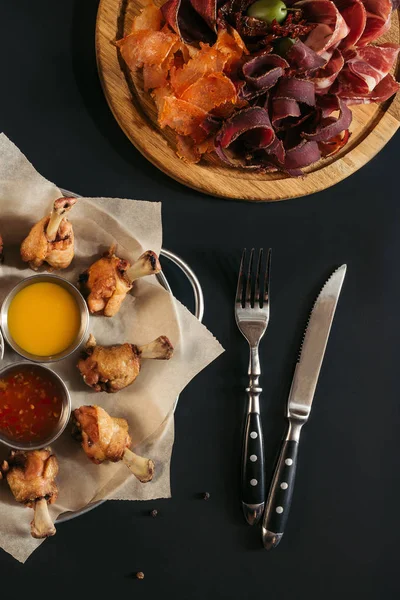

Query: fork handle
[242,411,265,525]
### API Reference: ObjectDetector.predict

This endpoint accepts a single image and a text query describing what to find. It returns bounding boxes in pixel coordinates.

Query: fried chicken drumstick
[1,448,58,538]
[79,245,161,317]
[21,196,77,270]
[72,405,154,483]
[77,333,174,393]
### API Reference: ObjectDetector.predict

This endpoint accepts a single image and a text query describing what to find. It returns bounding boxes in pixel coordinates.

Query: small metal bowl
[0,274,89,363]
[0,362,71,451]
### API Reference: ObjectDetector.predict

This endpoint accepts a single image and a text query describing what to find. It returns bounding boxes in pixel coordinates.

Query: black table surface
[1,1,400,597]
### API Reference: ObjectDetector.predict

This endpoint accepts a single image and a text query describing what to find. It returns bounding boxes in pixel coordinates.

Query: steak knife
[262,264,347,549]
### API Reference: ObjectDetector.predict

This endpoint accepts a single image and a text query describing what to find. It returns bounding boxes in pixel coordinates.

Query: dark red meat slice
[190,0,218,32]
[303,96,352,141]
[284,139,321,169]
[275,77,316,106]
[286,40,326,73]
[242,54,289,93]
[162,0,214,42]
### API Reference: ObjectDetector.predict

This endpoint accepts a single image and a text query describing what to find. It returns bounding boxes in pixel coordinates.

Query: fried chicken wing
[1,448,58,538]
[72,405,154,482]
[21,197,77,270]
[77,333,173,393]
[79,245,161,317]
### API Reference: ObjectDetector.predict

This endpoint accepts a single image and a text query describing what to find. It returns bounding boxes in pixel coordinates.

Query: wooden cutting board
[96,0,400,201]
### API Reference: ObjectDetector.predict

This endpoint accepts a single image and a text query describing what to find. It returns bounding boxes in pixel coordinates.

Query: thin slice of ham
[332,0,367,49]
[313,49,345,93]
[334,43,400,96]
[357,0,392,46]
[294,0,350,54]
[341,72,400,102]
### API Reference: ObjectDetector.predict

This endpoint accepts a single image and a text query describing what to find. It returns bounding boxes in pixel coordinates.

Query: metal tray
[54,190,204,523]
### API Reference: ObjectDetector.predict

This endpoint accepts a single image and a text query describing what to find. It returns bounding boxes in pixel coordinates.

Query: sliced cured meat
[180,72,237,111]
[242,54,289,96]
[217,106,275,149]
[334,43,399,96]
[131,3,162,32]
[215,27,249,70]
[190,0,218,32]
[303,96,352,141]
[158,96,208,141]
[117,30,180,71]
[294,0,350,54]
[357,0,392,46]
[313,49,345,93]
[286,40,327,73]
[274,78,316,106]
[332,0,367,49]
[340,72,400,102]
[284,139,321,169]
[170,44,227,96]
[161,0,215,42]
[271,98,301,125]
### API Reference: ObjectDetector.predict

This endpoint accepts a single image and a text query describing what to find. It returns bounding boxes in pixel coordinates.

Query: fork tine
[254,248,263,306]
[263,248,271,305]
[245,248,254,307]
[236,249,246,305]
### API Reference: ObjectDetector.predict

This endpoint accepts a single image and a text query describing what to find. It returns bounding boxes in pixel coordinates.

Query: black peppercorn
[150,509,158,517]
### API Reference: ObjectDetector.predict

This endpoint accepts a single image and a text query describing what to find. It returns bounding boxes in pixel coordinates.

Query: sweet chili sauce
[0,365,64,443]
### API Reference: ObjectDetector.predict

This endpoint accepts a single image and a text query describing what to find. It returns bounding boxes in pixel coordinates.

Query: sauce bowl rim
[0,273,89,363]
[0,361,72,451]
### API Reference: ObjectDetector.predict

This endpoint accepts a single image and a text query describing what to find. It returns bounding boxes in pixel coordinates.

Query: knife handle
[242,412,265,525]
[262,438,299,549]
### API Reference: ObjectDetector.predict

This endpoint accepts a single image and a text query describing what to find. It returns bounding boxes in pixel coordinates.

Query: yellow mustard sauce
[7,282,81,356]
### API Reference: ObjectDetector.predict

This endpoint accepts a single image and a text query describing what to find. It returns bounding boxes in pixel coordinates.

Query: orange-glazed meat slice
[170,43,227,97]
[117,30,180,71]
[180,72,237,112]
[131,3,162,33]
[215,27,249,71]
[158,96,208,140]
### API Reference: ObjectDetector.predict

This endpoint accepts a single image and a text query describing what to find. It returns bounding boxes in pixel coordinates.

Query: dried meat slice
[294,0,350,54]
[117,30,180,71]
[284,139,321,169]
[158,96,209,141]
[303,96,352,141]
[170,44,227,96]
[215,27,249,71]
[180,72,237,111]
[274,77,316,106]
[131,3,162,33]
[161,0,214,42]
[357,0,392,46]
[286,39,327,73]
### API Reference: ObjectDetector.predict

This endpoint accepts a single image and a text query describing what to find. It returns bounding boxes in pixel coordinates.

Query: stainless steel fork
[235,248,271,526]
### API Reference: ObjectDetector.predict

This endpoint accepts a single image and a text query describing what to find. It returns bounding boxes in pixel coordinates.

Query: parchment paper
[0,133,224,562]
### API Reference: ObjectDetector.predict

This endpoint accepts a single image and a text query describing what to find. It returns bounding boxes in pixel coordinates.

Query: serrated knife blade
[287,264,347,421]
[262,264,347,550]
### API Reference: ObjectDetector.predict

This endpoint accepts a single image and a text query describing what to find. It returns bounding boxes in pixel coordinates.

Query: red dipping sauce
[0,365,64,443]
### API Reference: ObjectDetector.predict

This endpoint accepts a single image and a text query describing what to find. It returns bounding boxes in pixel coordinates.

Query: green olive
[247,0,287,25]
